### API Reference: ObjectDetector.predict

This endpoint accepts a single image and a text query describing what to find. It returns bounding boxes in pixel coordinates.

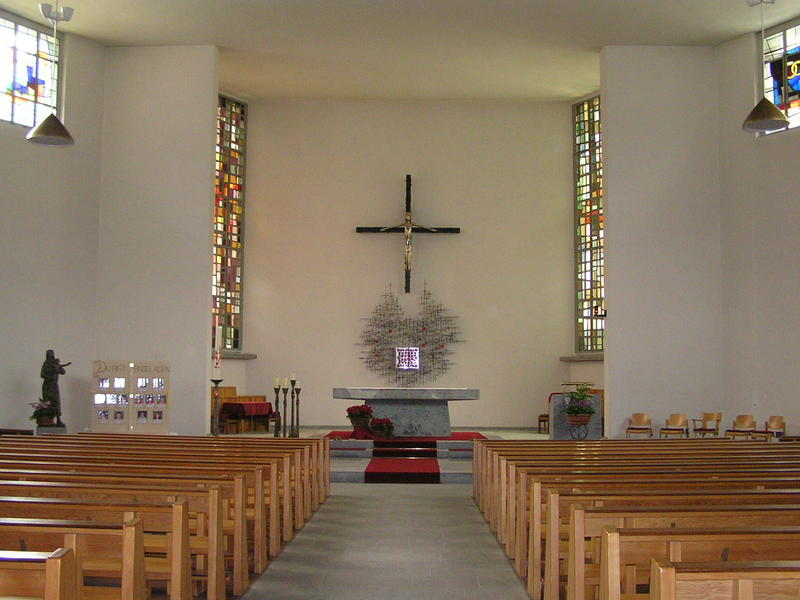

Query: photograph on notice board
[113,410,125,424]
[137,410,147,424]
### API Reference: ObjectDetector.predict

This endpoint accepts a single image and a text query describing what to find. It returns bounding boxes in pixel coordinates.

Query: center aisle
[242,483,529,600]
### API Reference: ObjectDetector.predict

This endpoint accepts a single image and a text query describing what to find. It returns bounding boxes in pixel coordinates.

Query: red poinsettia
[370,417,394,428]
[346,404,373,417]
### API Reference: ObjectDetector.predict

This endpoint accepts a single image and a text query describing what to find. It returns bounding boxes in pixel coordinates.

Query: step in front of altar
[330,438,473,460]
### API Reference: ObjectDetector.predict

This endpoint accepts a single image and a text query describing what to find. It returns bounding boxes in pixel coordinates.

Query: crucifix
[356,175,460,293]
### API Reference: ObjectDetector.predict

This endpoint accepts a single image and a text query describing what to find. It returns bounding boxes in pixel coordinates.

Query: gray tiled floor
[242,483,529,600]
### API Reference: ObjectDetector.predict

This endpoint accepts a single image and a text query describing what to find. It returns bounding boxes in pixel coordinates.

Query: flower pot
[373,428,394,439]
[348,415,371,428]
[566,414,591,426]
[36,416,56,426]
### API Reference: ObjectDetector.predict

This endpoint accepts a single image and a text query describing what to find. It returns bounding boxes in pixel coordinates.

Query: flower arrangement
[29,399,57,421]
[370,417,395,439]
[563,383,595,415]
[346,404,373,419]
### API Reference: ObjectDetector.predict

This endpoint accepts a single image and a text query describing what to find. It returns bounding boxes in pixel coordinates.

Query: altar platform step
[372,446,437,458]
[329,437,474,460]
[364,458,440,484]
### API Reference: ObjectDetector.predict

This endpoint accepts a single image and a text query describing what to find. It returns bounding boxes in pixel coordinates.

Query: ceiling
[2,0,799,101]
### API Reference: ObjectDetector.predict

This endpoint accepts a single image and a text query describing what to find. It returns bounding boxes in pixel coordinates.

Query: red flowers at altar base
[346,404,373,417]
[370,417,394,428]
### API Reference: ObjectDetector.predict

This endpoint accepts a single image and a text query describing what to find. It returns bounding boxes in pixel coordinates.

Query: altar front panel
[333,388,479,438]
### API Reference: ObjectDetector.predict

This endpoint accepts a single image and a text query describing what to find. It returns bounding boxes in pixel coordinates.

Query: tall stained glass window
[763,18,800,132]
[0,10,61,127]
[573,96,604,353]
[213,96,247,351]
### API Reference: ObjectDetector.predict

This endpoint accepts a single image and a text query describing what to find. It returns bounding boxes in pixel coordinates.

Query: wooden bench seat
[0,496,190,600]
[650,559,800,600]
[0,548,78,600]
[565,504,800,600]
[537,487,800,600]
[600,526,800,600]
[0,517,146,600]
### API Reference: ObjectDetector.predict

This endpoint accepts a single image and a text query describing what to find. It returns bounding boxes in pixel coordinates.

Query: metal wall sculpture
[359,285,462,385]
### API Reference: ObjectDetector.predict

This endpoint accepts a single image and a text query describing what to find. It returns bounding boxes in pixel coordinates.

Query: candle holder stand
[281,386,289,437]
[291,387,302,437]
[211,379,223,436]
[273,386,281,437]
[289,379,297,438]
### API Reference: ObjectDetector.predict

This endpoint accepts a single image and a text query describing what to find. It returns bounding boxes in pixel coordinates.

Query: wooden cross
[356,174,460,293]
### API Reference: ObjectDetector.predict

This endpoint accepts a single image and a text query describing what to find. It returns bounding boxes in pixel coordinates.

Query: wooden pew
[0,433,330,599]
[0,482,221,600]
[0,448,270,590]
[565,504,800,600]
[526,473,800,596]
[649,559,800,600]
[0,548,78,600]
[0,496,191,600]
[544,488,800,600]
[600,526,800,600]
[0,517,146,600]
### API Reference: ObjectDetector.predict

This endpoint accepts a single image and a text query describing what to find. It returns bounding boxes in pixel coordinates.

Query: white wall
[602,46,724,437]
[96,46,218,435]
[243,100,574,428]
[717,34,800,428]
[0,34,105,431]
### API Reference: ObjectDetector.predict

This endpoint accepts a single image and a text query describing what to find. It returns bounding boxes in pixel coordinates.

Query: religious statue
[40,349,70,425]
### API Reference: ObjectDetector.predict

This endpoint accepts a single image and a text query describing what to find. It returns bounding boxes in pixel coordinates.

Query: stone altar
[333,387,479,437]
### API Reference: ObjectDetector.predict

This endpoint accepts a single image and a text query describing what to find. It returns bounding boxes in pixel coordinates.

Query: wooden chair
[726,414,757,439]
[752,415,786,440]
[538,414,549,433]
[691,412,721,437]
[625,413,652,438]
[659,413,688,438]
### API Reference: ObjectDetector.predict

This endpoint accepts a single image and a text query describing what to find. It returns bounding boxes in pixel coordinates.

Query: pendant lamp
[742,0,790,133]
[26,1,74,145]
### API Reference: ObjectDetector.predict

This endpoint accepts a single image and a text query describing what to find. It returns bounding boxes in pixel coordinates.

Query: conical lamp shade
[742,97,790,133]
[26,113,74,145]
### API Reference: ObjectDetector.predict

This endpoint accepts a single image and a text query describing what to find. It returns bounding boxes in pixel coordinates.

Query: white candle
[283,376,289,389]
[291,372,297,382]
[215,325,223,351]
[294,380,300,389]
[273,375,280,387]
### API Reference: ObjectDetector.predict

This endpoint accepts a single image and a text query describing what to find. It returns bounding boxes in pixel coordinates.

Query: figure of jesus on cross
[356,175,460,293]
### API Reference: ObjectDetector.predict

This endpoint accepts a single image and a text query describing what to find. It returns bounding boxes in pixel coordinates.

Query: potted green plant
[29,399,57,426]
[563,383,595,426]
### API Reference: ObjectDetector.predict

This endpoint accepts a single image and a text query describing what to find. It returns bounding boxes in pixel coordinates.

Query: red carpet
[364,458,440,484]
[326,431,486,441]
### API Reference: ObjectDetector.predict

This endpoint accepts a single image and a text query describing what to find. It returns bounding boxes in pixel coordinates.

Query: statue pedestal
[36,424,67,435]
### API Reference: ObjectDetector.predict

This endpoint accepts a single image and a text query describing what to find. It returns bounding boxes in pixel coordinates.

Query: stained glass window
[212,95,247,351]
[0,10,60,127]
[573,96,604,353]
[763,18,800,132]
